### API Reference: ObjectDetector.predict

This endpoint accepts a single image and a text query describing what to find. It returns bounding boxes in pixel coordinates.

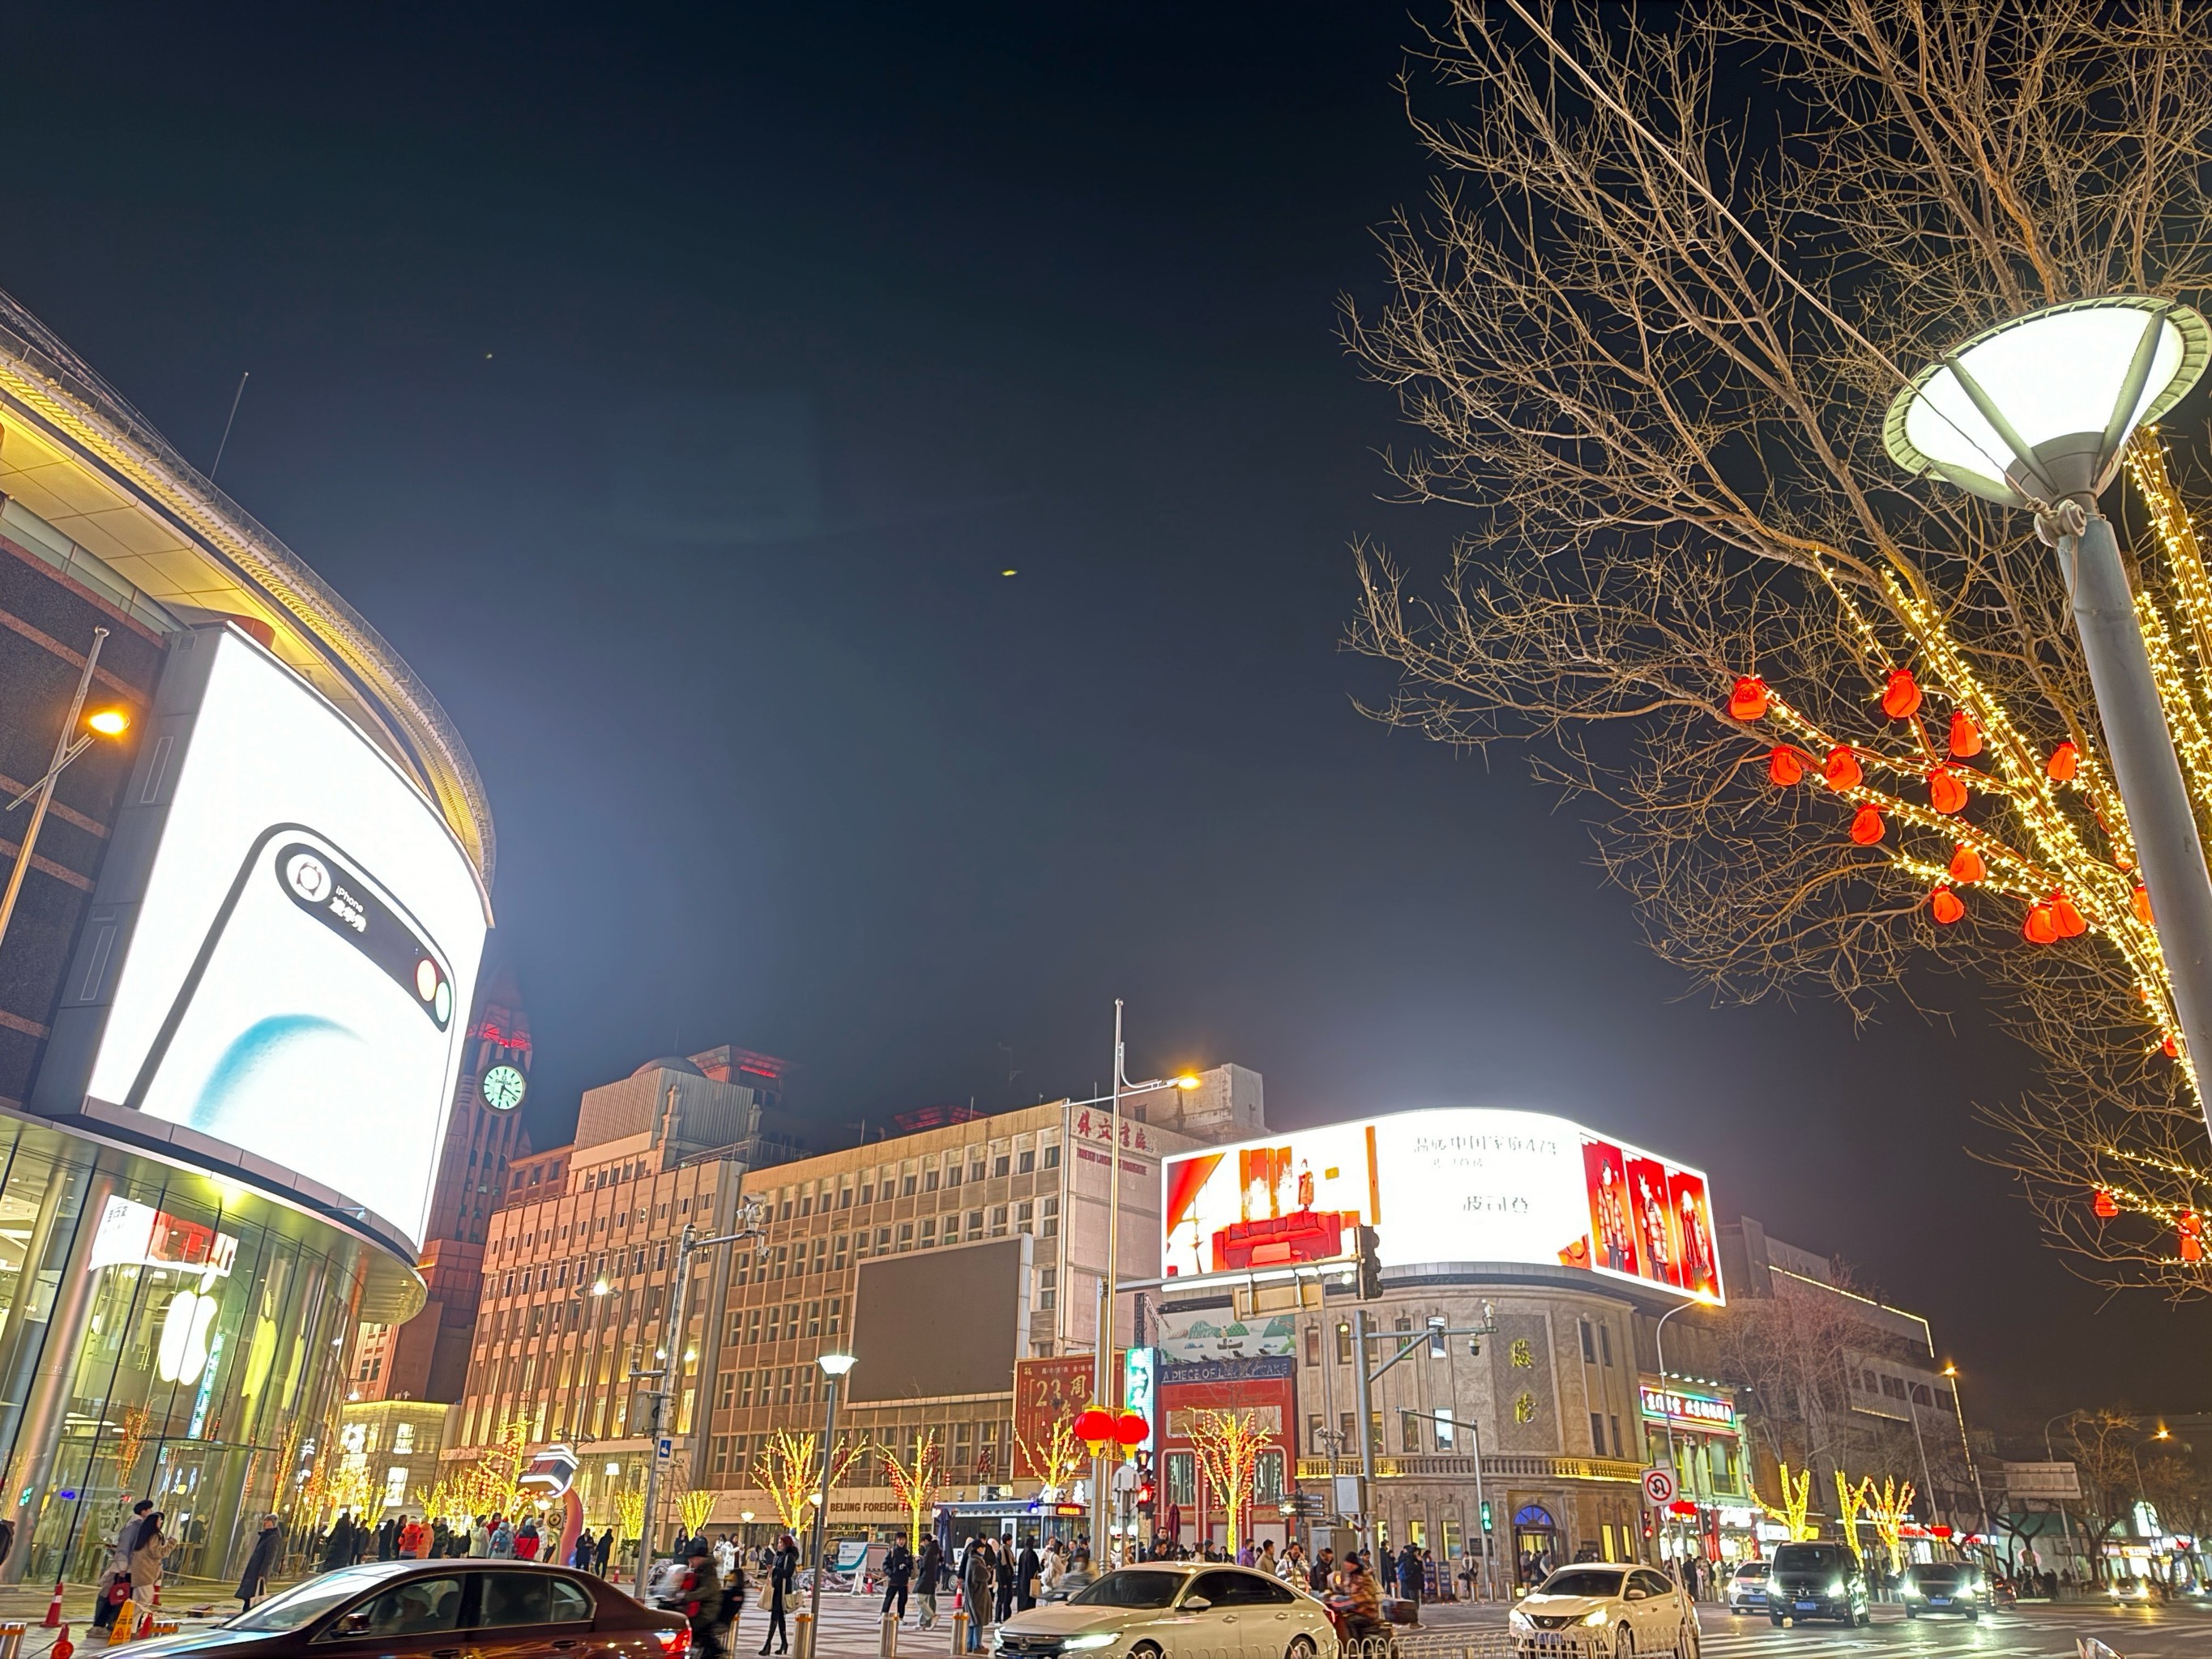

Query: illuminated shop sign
[1639,1383,1737,1429]
[1160,1108,1722,1302]
[88,1194,237,1281]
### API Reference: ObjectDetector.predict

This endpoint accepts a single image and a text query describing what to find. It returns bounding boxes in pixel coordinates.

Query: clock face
[481,1064,527,1112]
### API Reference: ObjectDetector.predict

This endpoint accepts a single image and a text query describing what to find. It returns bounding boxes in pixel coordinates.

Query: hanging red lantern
[1949,844,1986,885]
[1881,668,1923,719]
[2092,1188,2119,1219]
[1728,676,1770,721]
[1074,1405,1115,1454]
[1930,887,1965,925]
[1114,1410,1149,1452]
[1824,746,1862,790]
[2050,893,2087,938]
[2022,904,2059,945]
[2048,740,2079,782]
[2134,885,2154,925]
[1768,746,1804,787]
[1848,804,1885,846]
[2163,1034,2180,1059]
[1928,767,1968,814]
[2180,1211,2203,1265]
[1948,710,1983,757]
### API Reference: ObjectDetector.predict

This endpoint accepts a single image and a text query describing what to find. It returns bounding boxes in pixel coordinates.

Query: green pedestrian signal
[1480,1500,1493,1533]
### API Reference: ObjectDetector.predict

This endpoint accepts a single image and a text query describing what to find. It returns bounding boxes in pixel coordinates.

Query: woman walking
[237,1516,281,1612]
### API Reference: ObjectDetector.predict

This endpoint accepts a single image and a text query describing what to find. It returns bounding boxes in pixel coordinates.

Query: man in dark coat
[322,1512,356,1572]
[237,1516,281,1612]
[963,1540,995,1652]
[1014,1537,1040,1612]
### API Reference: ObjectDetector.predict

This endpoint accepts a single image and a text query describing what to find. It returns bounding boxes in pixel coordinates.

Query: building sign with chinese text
[1638,1383,1736,1431]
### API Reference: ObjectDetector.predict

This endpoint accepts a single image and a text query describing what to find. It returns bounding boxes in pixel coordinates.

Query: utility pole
[634,1207,762,1599]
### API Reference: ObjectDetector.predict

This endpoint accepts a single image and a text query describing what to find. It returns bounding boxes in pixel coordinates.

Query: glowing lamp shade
[817,1350,857,1378]
[1884,297,2210,506]
[86,708,130,736]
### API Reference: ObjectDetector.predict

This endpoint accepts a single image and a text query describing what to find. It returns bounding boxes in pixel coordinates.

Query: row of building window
[764,1143,1063,1222]
[732,1201,1058,1286]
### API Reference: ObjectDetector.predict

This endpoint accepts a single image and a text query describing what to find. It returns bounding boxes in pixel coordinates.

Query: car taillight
[655,1628,690,1659]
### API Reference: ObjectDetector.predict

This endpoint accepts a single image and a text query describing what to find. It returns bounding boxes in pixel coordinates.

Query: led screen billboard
[1159,1108,1722,1302]
[58,626,488,1243]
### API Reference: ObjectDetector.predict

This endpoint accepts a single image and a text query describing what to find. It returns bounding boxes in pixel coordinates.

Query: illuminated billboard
[48,626,489,1244]
[1160,1108,1722,1302]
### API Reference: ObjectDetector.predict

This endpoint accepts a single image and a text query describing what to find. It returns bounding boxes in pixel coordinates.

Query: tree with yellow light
[1343,0,2212,1294]
[749,1428,868,1534]
[1015,1417,1085,1495]
[1186,1409,1270,1559]
[1856,1476,1916,1574]
[880,1431,946,1555]
[1831,1470,1870,1565]
[1754,1465,1816,1543]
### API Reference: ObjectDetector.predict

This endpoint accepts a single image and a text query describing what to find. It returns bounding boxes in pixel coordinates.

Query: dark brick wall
[0,531,169,1104]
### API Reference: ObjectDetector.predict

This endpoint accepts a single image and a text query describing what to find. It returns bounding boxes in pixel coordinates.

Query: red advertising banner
[1013,1354,1103,1479]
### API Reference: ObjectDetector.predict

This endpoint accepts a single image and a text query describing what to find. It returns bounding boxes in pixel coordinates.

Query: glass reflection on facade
[0,1111,391,1584]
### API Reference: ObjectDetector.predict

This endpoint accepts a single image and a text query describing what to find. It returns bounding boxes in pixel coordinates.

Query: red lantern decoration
[2164,1034,2180,1060]
[1948,710,1983,757]
[1114,1410,1148,1451]
[2048,740,2079,782]
[1823,746,1862,790]
[1847,804,1885,846]
[1728,676,1770,721]
[2050,893,2087,938]
[1767,746,1804,787]
[2134,885,2154,925]
[1928,767,1968,814]
[2180,1211,2203,1265]
[1881,668,1923,719]
[1074,1405,1114,1454]
[1949,844,1986,885]
[2022,903,2059,945]
[2092,1188,2119,1219]
[1930,887,1965,925]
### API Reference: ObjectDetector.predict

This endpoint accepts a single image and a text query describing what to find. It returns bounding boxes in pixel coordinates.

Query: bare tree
[1345,0,2212,1292]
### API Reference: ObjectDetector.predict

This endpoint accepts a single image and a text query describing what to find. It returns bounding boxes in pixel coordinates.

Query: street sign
[1641,1466,1678,1506]
[2002,1461,2082,1500]
[655,1436,673,1463]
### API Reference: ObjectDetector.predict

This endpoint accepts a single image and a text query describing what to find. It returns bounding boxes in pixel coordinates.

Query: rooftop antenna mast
[209,370,250,481]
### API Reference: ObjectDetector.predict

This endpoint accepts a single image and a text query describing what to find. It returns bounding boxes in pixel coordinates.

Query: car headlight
[1900,1584,1919,1599]
[1826,1580,1845,1597]
[1581,1610,1608,1627]
[1508,1611,1532,1631]
[1062,1637,1119,1652]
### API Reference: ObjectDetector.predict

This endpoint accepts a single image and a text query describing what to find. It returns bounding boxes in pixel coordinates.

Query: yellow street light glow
[1941,1363,1958,1377]
[86,708,129,736]
[1174,1074,1202,1090]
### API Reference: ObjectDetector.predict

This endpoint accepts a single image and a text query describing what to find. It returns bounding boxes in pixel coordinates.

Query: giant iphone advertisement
[1160,1108,1722,1302]
[66,626,488,1244]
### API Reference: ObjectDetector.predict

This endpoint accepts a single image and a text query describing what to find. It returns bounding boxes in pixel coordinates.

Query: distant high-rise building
[351,956,535,1402]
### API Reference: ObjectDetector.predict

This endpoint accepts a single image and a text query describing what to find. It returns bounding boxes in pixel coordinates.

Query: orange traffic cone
[43,1580,64,1627]
[54,1624,75,1659]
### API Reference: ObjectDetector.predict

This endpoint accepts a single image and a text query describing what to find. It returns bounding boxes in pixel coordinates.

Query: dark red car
[132,1559,689,1659]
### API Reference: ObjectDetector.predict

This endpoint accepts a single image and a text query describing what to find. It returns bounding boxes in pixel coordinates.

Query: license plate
[1929,1597,1950,1606]
[1794,1601,1817,1610]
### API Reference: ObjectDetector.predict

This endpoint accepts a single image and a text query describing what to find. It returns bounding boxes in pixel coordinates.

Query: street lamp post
[0,625,130,953]
[806,1350,857,1659]
[2043,1411,2084,1582]
[634,1210,762,1601]
[1651,1302,1690,1567]
[1939,1365,1990,1541]
[1084,1004,1198,1564]
[1886,297,2212,1134]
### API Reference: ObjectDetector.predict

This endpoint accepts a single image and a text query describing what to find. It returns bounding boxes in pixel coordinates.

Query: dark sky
[2,2,2201,1422]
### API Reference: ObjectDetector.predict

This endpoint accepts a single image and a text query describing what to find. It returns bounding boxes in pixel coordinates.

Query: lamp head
[1884,296,2210,509]
[818,1351,857,1378]
[1173,1074,1202,1090]
[86,708,130,737]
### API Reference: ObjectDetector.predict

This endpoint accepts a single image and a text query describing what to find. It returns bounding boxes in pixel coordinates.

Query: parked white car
[1510,1565,1697,1659]
[993,1563,1339,1659]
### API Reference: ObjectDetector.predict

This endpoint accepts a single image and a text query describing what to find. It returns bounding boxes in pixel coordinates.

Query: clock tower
[349,953,534,1402]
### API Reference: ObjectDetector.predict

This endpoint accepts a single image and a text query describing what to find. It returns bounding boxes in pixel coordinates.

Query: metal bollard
[950,1602,969,1657]
[793,1610,814,1659]
[880,1610,899,1659]
[0,1618,27,1659]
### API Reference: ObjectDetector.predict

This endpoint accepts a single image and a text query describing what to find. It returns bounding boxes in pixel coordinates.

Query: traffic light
[1480,1499,1493,1533]
[1136,1478,1155,1515]
[1356,1226,1382,1299]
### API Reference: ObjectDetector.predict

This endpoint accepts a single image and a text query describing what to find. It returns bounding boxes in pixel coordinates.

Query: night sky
[2,3,2200,1420]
